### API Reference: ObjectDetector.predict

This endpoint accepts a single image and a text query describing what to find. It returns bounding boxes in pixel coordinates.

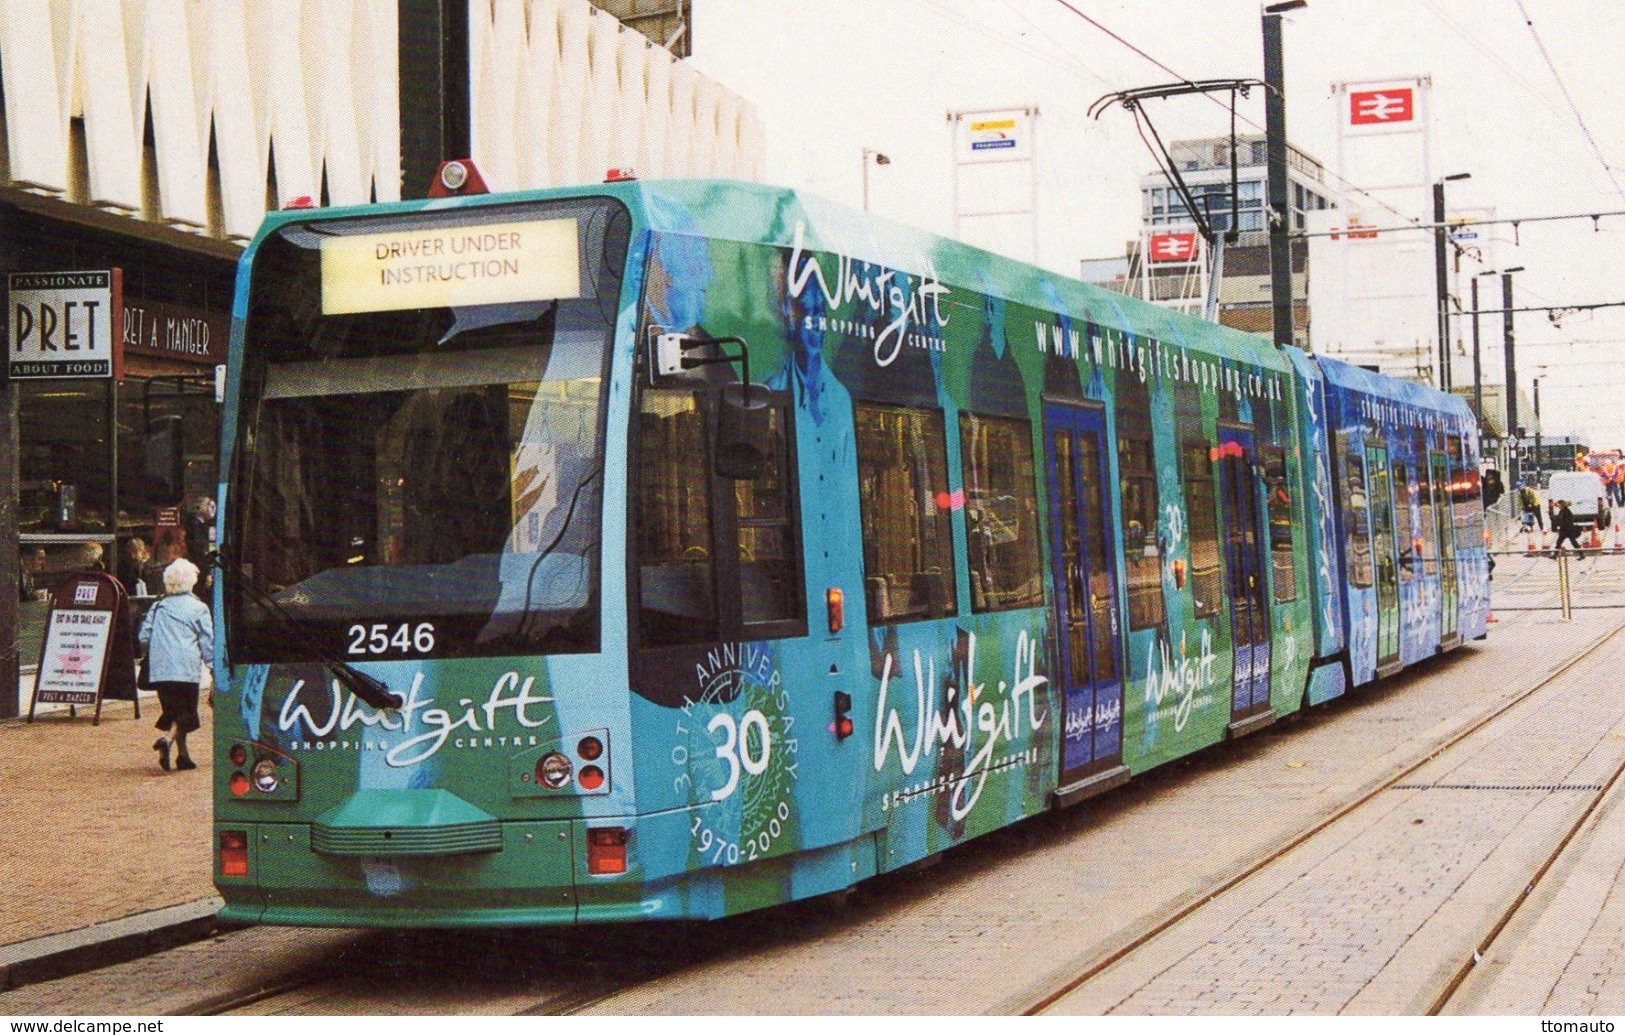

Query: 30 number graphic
[706,709,772,801]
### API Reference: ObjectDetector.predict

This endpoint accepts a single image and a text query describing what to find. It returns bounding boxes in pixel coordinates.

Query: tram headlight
[226,741,298,801]
[537,752,573,789]
[251,758,282,794]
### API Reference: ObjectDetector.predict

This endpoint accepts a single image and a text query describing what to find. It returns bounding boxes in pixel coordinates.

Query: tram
[211,169,1489,926]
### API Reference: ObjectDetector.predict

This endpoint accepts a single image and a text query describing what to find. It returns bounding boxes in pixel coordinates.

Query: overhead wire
[894,0,1137,272]
[1039,0,1434,232]
[1414,0,1567,123]
[1510,0,1625,204]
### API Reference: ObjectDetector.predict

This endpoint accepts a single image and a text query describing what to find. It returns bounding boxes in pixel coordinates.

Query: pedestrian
[18,546,46,601]
[139,558,213,772]
[77,540,106,572]
[1481,468,1504,511]
[183,495,216,597]
[1552,500,1584,555]
[1518,481,1544,531]
[121,537,153,597]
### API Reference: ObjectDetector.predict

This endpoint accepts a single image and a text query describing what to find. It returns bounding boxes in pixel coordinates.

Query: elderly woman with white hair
[138,557,214,772]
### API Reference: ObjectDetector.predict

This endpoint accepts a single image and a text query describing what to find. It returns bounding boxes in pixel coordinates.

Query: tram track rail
[1003,610,1625,1016]
[1422,756,1625,1014]
[184,922,718,1016]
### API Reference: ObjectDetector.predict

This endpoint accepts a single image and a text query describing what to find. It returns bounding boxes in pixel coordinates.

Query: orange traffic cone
[1613,523,1622,549]
[1487,611,1498,623]
[1526,529,1537,553]
[1591,527,1603,549]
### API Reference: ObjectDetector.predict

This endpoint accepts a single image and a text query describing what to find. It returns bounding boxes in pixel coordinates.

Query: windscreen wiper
[210,552,404,710]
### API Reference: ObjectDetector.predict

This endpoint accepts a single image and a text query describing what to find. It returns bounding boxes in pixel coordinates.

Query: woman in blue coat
[139,558,213,772]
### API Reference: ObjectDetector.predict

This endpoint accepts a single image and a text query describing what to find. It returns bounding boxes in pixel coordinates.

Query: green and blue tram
[211,172,1489,925]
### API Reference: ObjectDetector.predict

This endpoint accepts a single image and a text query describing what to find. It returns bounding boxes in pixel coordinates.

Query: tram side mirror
[653,332,689,378]
[143,415,185,498]
[715,382,773,481]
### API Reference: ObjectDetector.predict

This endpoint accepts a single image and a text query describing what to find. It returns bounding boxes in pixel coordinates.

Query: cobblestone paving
[1050,621,1625,1015]
[582,609,1618,1016]
[0,694,214,946]
[1447,743,1625,1014]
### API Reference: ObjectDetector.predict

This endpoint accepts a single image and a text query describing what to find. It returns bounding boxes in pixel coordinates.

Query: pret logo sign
[1149,232,1199,263]
[7,270,123,380]
[1349,88,1413,125]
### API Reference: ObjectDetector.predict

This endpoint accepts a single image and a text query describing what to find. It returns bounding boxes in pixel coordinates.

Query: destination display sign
[320,218,582,315]
[7,270,123,380]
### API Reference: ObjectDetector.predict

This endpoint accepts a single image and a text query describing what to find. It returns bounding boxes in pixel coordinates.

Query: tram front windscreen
[226,198,631,662]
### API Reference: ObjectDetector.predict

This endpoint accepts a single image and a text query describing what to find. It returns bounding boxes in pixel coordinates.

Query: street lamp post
[861,149,890,211]
[1533,372,1547,482]
[1483,265,1526,486]
[1434,172,1470,391]
[1262,0,1306,350]
[1471,275,1483,427]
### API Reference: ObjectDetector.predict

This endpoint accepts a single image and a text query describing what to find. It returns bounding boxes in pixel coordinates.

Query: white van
[1546,471,1610,529]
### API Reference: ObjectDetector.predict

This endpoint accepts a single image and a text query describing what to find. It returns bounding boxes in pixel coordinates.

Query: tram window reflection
[959,413,1043,614]
[1176,383,1221,619]
[1116,425,1163,628]
[1262,446,1297,603]
[635,389,718,647]
[854,403,956,624]
[1342,434,1374,589]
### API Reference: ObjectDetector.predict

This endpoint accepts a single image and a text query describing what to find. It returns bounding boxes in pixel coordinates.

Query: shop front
[5,192,237,681]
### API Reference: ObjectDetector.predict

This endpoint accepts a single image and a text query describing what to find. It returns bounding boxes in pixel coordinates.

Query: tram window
[635,389,718,647]
[1414,438,1438,577]
[634,386,805,645]
[1117,428,1164,629]
[1432,453,1455,569]
[1181,440,1222,619]
[1262,446,1297,603]
[959,414,1043,613]
[1341,434,1373,589]
[734,402,804,630]
[1175,382,1221,619]
[1393,461,1415,582]
[854,403,956,624]
[1448,434,1481,540]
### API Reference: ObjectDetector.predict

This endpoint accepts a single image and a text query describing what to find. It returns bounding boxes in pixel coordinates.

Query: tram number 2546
[347,622,436,655]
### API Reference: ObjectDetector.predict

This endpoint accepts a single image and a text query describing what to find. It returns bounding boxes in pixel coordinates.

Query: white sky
[688,0,1625,447]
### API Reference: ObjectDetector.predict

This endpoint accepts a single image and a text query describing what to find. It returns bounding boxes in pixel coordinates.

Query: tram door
[1366,443,1402,672]
[1044,404,1124,787]
[1433,451,1459,649]
[1216,428,1271,722]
